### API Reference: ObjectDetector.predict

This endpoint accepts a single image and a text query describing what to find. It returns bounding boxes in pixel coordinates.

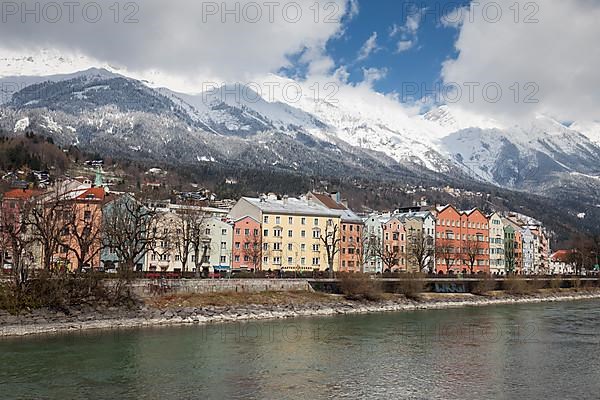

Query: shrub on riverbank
[504,276,538,295]
[396,274,425,300]
[472,276,497,295]
[0,271,136,314]
[338,274,383,302]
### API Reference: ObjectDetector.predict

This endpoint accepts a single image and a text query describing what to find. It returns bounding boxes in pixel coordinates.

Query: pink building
[232,216,262,271]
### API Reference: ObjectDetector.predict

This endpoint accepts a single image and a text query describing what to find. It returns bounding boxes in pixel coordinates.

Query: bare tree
[463,235,483,275]
[406,229,435,273]
[169,206,208,273]
[435,238,456,274]
[103,195,158,272]
[27,187,73,271]
[0,199,35,287]
[320,222,341,278]
[567,235,594,275]
[505,247,516,274]
[244,230,263,272]
[378,242,400,273]
[190,218,211,275]
[65,204,103,272]
[353,231,373,274]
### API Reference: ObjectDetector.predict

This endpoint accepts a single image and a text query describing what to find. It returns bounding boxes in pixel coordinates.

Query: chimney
[283,195,289,205]
[330,192,341,203]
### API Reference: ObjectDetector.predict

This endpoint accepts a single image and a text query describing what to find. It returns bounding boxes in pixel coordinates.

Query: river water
[1,300,599,399]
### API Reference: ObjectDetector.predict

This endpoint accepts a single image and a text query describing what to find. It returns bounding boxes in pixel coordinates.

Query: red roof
[310,192,347,210]
[75,187,106,201]
[3,188,42,200]
[551,250,574,263]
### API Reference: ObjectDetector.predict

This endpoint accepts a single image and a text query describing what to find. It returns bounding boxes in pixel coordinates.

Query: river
[1,300,599,399]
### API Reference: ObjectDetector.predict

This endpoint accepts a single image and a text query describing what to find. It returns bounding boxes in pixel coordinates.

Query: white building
[203,217,234,271]
[488,213,506,275]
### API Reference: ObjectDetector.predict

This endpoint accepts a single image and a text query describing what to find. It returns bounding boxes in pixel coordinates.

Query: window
[234,255,240,262]
[301,257,306,265]
[314,218,319,226]
[273,243,281,251]
[175,255,180,261]
[235,242,241,249]
[288,257,293,265]
[222,229,227,235]
[301,244,306,251]
[254,229,259,236]
[263,243,269,251]
[288,217,293,224]
[288,244,293,251]
[312,257,320,265]
[263,256,269,264]
[273,229,282,237]
[313,229,320,239]
[312,244,320,252]
[264,229,269,237]
[288,230,293,238]
[275,216,281,224]
[244,228,250,235]
[220,256,227,263]
[235,228,241,234]
[301,218,306,225]
[273,257,281,265]
[221,242,227,249]
[264,216,269,223]
[205,228,211,235]
[84,210,92,221]
[301,230,306,238]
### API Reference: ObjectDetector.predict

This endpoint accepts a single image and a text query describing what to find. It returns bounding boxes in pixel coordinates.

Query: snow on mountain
[571,120,600,145]
[1,66,599,192]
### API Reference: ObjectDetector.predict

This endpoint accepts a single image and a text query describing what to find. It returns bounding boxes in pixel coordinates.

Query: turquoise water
[1,300,600,399]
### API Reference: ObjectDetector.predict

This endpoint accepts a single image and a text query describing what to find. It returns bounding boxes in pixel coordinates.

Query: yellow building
[229,195,341,272]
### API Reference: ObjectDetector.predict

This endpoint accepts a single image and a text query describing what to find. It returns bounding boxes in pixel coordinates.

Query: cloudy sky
[1,0,599,123]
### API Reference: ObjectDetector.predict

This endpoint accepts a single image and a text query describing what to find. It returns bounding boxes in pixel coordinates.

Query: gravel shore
[2,291,600,338]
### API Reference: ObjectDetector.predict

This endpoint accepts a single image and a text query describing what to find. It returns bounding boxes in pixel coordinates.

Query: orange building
[54,187,106,271]
[232,216,262,271]
[307,192,363,272]
[514,230,523,274]
[435,205,490,274]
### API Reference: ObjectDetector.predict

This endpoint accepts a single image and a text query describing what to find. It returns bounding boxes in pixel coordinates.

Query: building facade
[229,196,341,272]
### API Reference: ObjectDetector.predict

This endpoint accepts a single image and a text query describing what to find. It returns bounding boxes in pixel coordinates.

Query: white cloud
[390,8,423,54]
[396,40,415,53]
[357,32,379,61]
[0,0,355,91]
[442,0,600,123]
[361,67,388,87]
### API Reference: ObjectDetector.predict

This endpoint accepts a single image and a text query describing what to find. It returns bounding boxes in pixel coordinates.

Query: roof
[3,188,42,200]
[307,192,363,223]
[308,192,347,210]
[233,215,261,224]
[242,197,340,218]
[551,250,574,263]
[395,210,434,222]
[75,187,106,201]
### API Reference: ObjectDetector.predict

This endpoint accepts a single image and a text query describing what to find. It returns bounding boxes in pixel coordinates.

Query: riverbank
[2,289,600,338]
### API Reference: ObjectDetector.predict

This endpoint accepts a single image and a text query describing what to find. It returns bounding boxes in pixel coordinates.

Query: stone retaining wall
[130,279,313,297]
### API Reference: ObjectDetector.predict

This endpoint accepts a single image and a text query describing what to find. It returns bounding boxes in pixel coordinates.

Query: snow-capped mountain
[1,67,599,195]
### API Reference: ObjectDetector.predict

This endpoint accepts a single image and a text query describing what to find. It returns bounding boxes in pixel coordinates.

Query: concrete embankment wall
[130,279,313,297]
